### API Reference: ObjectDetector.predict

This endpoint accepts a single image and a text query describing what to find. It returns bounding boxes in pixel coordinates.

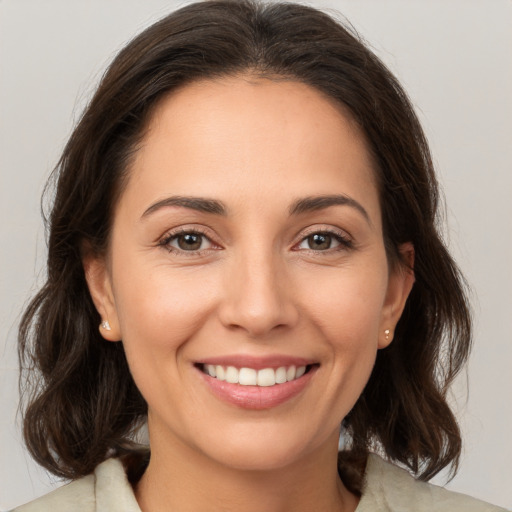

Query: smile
[201,364,307,387]
[196,358,318,410]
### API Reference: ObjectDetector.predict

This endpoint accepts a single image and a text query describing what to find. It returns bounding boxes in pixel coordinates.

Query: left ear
[378,242,415,348]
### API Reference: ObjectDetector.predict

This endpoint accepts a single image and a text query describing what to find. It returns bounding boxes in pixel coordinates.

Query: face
[85,76,413,472]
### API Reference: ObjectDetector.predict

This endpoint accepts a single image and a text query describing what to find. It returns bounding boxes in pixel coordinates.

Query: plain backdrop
[1,0,511,510]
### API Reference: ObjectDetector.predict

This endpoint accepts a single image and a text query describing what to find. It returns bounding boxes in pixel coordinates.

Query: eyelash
[158,227,353,255]
[158,227,217,255]
[294,228,353,253]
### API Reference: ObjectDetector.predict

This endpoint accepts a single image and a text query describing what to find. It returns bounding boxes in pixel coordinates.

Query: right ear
[82,250,121,342]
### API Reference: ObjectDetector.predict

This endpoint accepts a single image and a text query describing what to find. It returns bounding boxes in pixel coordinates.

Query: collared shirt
[14,453,507,511]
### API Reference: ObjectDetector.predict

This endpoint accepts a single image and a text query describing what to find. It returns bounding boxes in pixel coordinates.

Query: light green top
[14,454,508,512]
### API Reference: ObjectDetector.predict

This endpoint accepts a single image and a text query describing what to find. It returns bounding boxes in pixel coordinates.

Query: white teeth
[286,365,296,381]
[202,364,309,386]
[216,365,225,380]
[225,366,239,383]
[275,366,287,384]
[239,367,257,385]
[257,368,276,387]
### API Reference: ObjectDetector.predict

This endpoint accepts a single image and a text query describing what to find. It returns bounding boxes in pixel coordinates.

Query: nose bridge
[219,239,298,337]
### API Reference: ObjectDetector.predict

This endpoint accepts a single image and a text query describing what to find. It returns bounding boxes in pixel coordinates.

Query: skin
[85,75,414,512]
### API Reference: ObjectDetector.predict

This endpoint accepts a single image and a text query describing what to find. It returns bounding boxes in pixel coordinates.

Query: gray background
[1,0,511,509]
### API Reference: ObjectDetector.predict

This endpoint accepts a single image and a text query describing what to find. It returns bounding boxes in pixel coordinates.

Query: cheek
[110,263,222,416]
[300,264,388,349]
[309,269,387,409]
[111,258,219,361]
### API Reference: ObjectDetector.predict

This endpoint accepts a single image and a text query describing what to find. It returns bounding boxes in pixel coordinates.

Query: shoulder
[13,458,141,512]
[357,453,508,512]
[12,474,96,512]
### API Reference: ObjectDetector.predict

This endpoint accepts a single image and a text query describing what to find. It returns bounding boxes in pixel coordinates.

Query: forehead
[121,75,380,223]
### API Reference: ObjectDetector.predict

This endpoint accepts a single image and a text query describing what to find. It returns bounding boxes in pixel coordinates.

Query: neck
[134,429,358,512]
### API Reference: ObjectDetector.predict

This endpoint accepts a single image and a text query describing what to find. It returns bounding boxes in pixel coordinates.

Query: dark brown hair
[19,0,471,493]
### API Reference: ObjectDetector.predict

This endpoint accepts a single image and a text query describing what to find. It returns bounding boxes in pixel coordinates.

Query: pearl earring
[101,320,112,331]
[384,329,390,341]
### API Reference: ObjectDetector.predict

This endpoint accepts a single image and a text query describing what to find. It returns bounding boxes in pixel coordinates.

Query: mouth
[194,359,319,409]
[197,363,314,387]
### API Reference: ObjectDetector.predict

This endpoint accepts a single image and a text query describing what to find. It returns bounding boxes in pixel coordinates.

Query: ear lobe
[83,253,121,342]
[379,242,415,349]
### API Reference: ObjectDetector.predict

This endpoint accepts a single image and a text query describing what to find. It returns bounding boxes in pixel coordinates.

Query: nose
[218,249,299,338]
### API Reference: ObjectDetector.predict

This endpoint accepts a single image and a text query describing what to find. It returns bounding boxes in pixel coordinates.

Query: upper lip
[196,354,317,370]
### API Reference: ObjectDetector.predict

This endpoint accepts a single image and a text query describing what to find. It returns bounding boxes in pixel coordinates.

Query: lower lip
[196,366,317,410]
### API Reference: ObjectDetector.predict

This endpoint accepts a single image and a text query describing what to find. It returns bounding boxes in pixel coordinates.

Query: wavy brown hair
[19,0,471,494]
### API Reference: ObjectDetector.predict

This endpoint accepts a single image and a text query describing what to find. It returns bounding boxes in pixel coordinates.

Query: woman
[14,1,507,510]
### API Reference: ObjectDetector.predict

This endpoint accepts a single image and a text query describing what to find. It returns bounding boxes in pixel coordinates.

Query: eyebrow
[141,193,371,224]
[289,194,371,224]
[142,196,227,218]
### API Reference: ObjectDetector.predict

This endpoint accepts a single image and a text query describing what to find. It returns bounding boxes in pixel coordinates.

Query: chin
[211,446,305,472]
[196,426,330,473]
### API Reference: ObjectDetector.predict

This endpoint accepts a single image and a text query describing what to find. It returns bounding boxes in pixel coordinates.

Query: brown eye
[307,233,332,250]
[164,231,213,252]
[296,230,352,252]
[177,233,203,250]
